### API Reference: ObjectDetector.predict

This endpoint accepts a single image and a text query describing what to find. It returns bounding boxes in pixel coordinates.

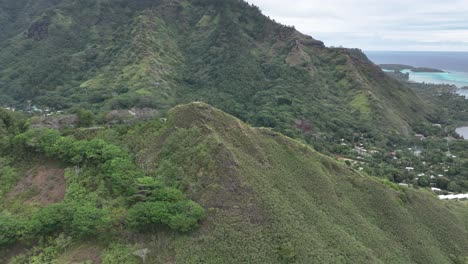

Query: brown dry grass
[7,161,66,206]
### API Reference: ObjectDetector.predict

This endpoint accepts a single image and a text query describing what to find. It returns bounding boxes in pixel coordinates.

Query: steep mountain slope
[122,102,467,264]
[1,103,467,263]
[0,0,433,138]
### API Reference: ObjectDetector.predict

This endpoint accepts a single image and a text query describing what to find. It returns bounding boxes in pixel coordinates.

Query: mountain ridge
[0,0,433,138]
[0,102,467,263]
[101,102,468,263]
[1,1,466,263]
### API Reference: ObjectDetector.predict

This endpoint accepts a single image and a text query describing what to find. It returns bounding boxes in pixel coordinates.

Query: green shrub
[101,157,141,195]
[0,214,21,246]
[126,200,205,232]
[70,204,112,238]
[102,244,139,264]
[76,109,95,127]
[6,127,206,243]
[150,187,185,202]
[27,234,73,264]
[417,176,430,187]
[0,161,17,197]
[34,203,74,235]
[126,201,170,230]
[166,200,206,232]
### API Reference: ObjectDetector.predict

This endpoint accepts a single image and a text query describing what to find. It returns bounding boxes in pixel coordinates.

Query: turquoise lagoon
[366,51,468,97]
[399,69,468,97]
[400,69,468,88]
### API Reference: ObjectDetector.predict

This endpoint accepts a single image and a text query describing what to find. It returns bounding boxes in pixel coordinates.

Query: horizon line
[363,50,468,53]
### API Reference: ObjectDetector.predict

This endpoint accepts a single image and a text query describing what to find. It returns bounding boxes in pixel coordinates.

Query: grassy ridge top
[0,103,467,263]
[122,102,468,263]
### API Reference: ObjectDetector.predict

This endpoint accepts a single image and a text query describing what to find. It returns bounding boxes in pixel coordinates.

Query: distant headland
[379,64,445,73]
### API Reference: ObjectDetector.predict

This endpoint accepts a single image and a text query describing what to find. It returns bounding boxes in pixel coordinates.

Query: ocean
[365,51,468,72]
[365,51,468,92]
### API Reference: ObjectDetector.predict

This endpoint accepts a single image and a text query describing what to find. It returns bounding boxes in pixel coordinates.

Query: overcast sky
[247,0,468,51]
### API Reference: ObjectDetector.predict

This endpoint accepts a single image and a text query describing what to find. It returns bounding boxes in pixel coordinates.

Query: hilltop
[1,103,467,263]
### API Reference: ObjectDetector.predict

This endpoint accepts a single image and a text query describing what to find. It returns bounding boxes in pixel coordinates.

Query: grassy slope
[0,103,466,263]
[120,103,467,264]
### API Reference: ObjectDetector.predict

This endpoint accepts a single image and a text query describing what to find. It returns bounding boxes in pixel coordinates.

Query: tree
[35,203,74,235]
[126,202,170,231]
[76,109,95,127]
[70,204,111,237]
[392,171,406,183]
[102,158,141,195]
[166,200,206,232]
[0,214,21,246]
[0,163,17,197]
[436,177,450,190]
[417,176,430,187]
[126,200,205,232]
[447,181,461,193]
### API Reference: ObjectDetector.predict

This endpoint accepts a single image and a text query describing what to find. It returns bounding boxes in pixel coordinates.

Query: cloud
[246,0,468,51]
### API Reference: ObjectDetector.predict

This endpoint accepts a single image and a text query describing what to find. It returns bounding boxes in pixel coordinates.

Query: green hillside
[1,103,467,263]
[0,0,467,263]
[0,0,433,140]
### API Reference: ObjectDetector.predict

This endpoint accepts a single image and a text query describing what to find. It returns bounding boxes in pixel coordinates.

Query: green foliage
[76,109,95,127]
[351,93,371,114]
[153,127,217,189]
[126,200,205,232]
[13,129,133,191]
[34,203,74,235]
[0,202,110,246]
[0,109,26,136]
[0,159,17,197]
[374,177,401,191]
[1,126,205,250]
[70,204,112,238]
[102,243,139,264]
[0,214,22,246]
[164,200,206,231]
[123,103,467,264]
[417,176,430,187]
[0,0,467,260]
[150,187,185,203]
[0,0,428,146]
[101,158,142,195]
[448,181,462,193]
[0,213,39,247]
[126,202,170,230]
[277,241,297,263]
[27,234,73,264]
[1,103,467,263]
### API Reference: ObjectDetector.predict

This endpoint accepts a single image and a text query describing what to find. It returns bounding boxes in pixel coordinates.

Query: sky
[246,0,468,51]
